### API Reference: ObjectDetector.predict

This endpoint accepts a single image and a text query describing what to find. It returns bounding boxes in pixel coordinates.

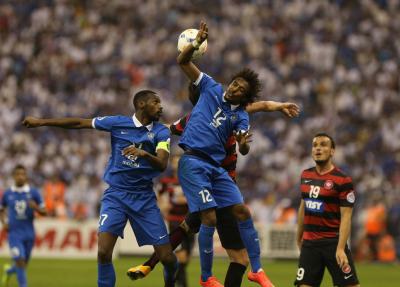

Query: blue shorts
[98,187,169,246]
[178,154,243,213]
[8,235,34,261]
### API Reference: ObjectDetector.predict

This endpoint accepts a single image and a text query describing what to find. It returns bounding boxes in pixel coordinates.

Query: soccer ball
[177,28,207,60]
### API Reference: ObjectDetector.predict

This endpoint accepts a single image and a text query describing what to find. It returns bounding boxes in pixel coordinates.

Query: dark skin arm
[28,200,47,216]
[235,131,252,155]
[0,209,8,231]
[246,101,300,118]
[177,21,208,82]
[22,116,93,129]
[122,146,169,172]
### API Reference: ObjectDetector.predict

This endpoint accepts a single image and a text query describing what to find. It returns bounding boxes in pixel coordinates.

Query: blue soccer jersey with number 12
[179,73,249,165]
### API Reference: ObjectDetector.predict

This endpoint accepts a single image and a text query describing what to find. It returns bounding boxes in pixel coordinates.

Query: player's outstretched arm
[246,101,300,118]
[22,116,93,129]
[177,21,208,82]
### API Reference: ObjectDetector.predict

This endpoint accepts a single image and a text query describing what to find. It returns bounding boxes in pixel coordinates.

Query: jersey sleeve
[194,72,218,94]
[32,189,45,209]
[234,111,250,133]
[156,126,171,153]
[92,116,121,132]
[338,176,355,207]
[170,114,191,136]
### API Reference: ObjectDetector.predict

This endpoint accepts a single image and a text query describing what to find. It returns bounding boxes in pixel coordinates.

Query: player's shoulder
[153,122,170,134]
[331,166,353,182]
[301,167,316,175]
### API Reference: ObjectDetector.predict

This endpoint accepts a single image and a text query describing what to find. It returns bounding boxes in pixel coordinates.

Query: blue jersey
[0,185,44,240]
[92,115,170,191]
[179,73,249,165]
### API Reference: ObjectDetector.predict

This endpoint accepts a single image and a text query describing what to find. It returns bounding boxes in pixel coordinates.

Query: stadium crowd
[0,0,399,261]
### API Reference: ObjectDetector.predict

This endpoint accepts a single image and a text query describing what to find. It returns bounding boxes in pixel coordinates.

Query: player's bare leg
[127,220,192,280]
[153,243,178,287]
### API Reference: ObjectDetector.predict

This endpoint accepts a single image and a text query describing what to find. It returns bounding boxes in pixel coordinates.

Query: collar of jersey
[132,114,153,131]
[223,92,240,111]
[11,184,30,193]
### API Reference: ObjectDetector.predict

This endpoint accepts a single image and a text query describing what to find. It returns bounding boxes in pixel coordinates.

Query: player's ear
[137,99,146,109]
[330,147,335,157]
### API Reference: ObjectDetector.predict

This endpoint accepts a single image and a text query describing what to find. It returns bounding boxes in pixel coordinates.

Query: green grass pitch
[0,257,398,286]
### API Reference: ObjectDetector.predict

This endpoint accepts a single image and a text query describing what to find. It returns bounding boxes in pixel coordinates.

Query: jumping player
[295,133,360,287]
[176,21,274,287]
[22,90,178,287]
[128,83,299,287]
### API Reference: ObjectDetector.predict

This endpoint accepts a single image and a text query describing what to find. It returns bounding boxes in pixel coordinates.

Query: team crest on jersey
[324,180,334,190]
[230,114,237,121]
[346,192,355,203]
[147,132,155,140]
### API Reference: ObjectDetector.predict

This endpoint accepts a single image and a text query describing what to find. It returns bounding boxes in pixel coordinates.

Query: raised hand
[195,21,208,46]
[22,116,43,128]
[235,131,253,146]
[280,103,300,118]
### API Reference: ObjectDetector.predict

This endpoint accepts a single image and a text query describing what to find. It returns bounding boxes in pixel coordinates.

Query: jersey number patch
[210,108,227,128]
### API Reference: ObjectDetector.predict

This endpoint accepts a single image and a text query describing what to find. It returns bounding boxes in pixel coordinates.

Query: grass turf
[0,257,398,286]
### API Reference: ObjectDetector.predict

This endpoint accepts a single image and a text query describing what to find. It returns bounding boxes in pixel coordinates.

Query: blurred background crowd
[0,0,399,262]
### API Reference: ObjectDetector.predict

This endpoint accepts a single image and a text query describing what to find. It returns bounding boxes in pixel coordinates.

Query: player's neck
[135,111,152,126]
[315,162,334,175]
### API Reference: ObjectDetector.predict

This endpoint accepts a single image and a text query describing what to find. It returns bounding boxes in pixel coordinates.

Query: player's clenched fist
[22,116,43,128]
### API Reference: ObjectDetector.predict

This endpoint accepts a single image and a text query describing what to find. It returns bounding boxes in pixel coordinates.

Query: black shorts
[184,207,244,250]
[169,221,195,254]
[294,239,360,287]
[216,206,244,250]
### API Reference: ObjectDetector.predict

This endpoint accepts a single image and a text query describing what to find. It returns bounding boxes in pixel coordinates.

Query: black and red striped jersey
[170,114,238,181]
[300,166,355,241]
[158,176,188,222]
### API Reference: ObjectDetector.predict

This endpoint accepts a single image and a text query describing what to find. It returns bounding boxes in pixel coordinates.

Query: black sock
[176,263,188,287]
[224,262,246,287]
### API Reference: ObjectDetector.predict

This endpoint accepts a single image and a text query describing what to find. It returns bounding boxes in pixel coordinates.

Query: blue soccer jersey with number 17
[92,114,170,192]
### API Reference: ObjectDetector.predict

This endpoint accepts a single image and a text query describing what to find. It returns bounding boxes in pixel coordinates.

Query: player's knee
[97,247,112,263]
[232,204,251,221]
[15,259,26,268]
[200,209,217,226]
[159,251,177,265]
[227,249,249,266]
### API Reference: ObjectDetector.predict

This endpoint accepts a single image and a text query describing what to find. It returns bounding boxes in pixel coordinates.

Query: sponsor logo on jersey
[304,199,324,213]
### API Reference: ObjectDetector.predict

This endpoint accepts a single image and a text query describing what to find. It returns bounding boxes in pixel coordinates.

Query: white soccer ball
[177,28,207,60]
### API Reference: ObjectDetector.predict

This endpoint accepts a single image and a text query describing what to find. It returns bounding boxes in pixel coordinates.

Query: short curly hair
[230,68,262,106]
